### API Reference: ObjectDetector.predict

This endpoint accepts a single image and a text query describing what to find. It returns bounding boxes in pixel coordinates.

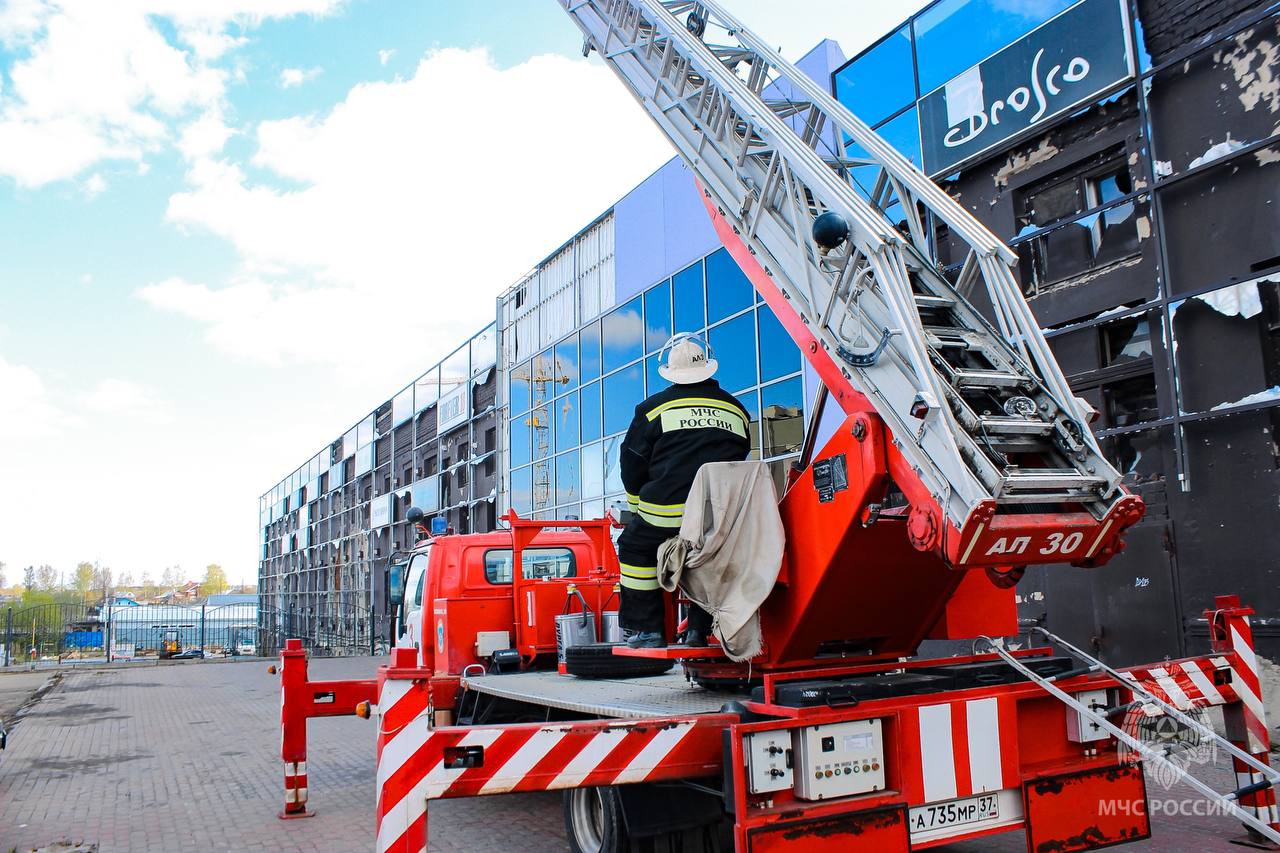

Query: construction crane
[269,3,1278,851]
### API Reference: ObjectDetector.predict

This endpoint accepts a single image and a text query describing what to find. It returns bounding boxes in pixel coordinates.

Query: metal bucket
[601,611,623,644]
[555,612,598,665]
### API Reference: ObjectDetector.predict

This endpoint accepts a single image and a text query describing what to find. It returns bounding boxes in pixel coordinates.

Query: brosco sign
[918,0,1135,177]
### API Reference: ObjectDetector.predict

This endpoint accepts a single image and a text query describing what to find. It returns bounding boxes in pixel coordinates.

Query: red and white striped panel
[1227,623,1272,754]
[1127,656,1239,715]
[907,696,1020,803]
[374,679,725,853]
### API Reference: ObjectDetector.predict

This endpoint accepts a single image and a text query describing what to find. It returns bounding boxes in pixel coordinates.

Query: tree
[161,565,182,590]
[36,564,57,590]
[0,560,6,590]
[201,564,228,597]
[23,565,34,594]
[117,570,134,589]
[92,564,113,599]
[73,562,94,600]
[139,570,157,599]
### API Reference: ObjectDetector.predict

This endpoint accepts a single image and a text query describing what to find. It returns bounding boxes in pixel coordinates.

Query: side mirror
[389,563,406,607]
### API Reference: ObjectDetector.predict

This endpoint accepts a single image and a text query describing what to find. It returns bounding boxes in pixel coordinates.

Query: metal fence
[1,600,378,666]
[257,603,376,658]
[2,602,260,665]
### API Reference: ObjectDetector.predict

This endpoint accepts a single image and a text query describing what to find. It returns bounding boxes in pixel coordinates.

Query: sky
[0,0,928,587]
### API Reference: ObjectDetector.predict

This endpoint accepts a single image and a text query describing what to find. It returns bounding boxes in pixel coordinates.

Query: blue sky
[0,0,925,587]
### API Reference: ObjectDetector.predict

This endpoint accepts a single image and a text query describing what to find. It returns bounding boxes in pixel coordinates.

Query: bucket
[555,612,598,665]
[601,611,623,644]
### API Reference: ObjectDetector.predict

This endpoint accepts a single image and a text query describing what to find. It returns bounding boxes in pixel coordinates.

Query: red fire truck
[272,1,1280,851]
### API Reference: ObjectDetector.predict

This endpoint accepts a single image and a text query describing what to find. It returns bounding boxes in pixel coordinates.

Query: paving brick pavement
[0,659,1266,852]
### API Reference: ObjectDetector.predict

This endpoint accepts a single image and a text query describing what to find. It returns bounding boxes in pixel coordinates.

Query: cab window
[484,548,576,584]
[407,553,429,607]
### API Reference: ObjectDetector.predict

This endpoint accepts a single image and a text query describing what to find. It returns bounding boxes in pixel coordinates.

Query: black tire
[564,643,674,679]
[564,786,628,853]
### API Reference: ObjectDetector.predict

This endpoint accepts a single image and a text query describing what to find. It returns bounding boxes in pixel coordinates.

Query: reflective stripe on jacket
[620,379,751,529]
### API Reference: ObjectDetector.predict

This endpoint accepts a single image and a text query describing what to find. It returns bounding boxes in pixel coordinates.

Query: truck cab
[393,511,620,676]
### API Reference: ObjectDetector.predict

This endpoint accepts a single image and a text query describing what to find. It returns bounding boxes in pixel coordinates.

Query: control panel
[1066,689,1111,743]
[745,730,793,794]
[793,719,885,801]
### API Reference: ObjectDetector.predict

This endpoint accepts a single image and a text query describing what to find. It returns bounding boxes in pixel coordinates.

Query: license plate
[909,793,1000,835]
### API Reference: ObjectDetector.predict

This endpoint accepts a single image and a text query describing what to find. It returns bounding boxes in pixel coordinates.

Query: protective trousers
[617,514,712,637]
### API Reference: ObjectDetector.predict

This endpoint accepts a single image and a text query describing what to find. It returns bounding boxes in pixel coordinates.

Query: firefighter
[618,332,752,648]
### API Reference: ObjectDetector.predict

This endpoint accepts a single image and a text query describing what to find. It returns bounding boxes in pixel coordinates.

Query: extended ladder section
[978,630,1280,845]
[558,0,1129,538]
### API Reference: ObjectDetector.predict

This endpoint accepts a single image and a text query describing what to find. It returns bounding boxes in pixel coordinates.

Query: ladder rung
[952,368,1027,389]
[978,416,1055,436]
[1002,470,1107,492]
[914,294,954,310]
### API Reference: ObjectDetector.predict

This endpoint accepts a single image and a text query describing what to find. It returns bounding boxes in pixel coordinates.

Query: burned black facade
[838,0,1280,663]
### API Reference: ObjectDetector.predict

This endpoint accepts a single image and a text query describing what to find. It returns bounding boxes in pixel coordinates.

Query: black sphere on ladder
[812,211,850,253]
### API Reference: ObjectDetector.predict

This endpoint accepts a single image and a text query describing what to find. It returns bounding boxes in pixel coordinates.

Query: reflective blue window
[914,0,1079,94]
[833,25,915,127]
[582,441,604,499]
[580,322,602,381]
[706,248,754,324]
[739,388,761,458]
[555,391,579,453]
[531,405,553,461]
[761,377,805,458]
[509,360,531,415]
[555,337,579,392]
[672,260,705,333]
[602,297,643,373]
[604,435,624,494]
[532,349,554,408]
[510,466,532,514]
[603,363,644,435]
[581,380,602,444]
[758,306,801,383]
[646,354,671,395]
[847,107,922,219]
[510,415,532,469]
[708,312,757,393]
[556,450,580,506]
[645,280,672,353]
[875,107,922,169]
[532,460,552,510]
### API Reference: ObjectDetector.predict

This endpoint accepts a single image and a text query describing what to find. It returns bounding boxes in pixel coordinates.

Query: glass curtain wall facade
[506,246,805,524]
[259,323,499,649]
[834,0,1280,664]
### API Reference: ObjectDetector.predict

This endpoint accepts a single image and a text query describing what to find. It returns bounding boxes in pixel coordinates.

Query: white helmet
[657,332,718,384]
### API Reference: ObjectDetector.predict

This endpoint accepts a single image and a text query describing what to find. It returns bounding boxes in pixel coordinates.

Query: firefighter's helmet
[657,332,718,384]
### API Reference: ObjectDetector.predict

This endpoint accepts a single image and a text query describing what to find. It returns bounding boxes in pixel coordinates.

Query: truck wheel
[564,786,627,853]
[564,643,673,679]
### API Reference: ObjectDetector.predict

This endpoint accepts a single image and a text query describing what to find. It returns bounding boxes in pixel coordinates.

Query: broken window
[1013,150,1144,297]
[1053,311,1165,431]
[1159,140,1280,295]
[1148,18,1280,180]
[1170,278,1280,414]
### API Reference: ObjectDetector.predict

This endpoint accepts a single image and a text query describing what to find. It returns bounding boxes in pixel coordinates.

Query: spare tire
[564,643,674,679]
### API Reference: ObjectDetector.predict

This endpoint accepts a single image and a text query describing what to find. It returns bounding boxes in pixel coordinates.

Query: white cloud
[152,48,670,378]
[0,353,62,441]
[83,171,106,197]
[0,1,344,188]
[177,109,234,161]
[378,48,395,67]
[280,66,322,88]
[79,273,92,285]
[83,377,170,421]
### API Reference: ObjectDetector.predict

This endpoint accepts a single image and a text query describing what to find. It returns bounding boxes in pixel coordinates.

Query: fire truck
[272,1,1280,851]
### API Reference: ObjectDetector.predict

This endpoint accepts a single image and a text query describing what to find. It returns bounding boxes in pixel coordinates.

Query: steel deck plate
[460,668,745,719]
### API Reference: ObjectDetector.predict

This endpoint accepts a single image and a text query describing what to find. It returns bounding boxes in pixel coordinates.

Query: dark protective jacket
[620,379,752,528]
